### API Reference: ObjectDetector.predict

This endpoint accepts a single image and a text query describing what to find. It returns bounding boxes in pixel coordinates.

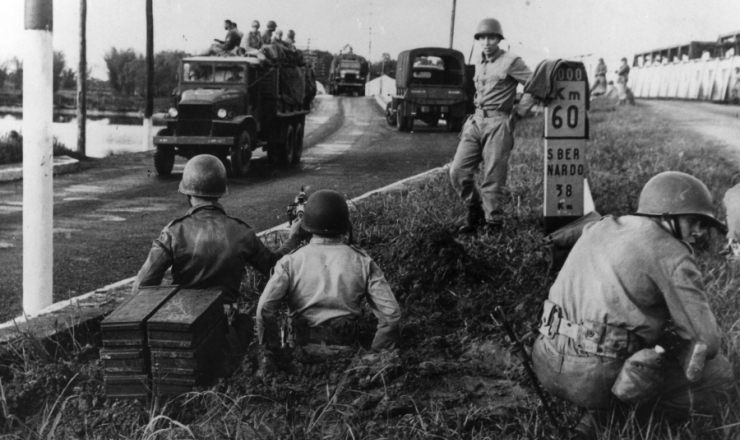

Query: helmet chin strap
[661,214,682,240]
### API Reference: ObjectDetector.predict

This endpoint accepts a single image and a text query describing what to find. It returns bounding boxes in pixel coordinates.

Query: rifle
[493,306,559,430]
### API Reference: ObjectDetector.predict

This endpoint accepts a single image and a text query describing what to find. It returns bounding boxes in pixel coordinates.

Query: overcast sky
[1,0,739,79]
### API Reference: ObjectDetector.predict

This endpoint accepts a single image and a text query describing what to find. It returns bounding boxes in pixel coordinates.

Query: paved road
[642,100,740,165]
[0,97,458,321]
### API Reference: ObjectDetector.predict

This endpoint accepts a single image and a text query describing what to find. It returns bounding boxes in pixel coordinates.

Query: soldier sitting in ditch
[132,154,306,308]
[256,189,401,369]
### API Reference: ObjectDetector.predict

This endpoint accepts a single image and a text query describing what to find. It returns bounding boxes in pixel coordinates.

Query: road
[642,100,740,165]
[0,96,458,321]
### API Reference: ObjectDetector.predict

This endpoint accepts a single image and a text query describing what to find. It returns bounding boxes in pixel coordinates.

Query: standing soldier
[531,172,733,439]
[617,57,630,84]
[285,30,296,48]
[243,20,262,51]
[256,190,401,360]
[449,18,536,234]
[590,58,607,95]
[262,21,277,45]
[132,154,306,307]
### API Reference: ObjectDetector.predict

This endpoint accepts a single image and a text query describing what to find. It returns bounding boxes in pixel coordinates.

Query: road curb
[0,164,448,342]
[0,155,81,182]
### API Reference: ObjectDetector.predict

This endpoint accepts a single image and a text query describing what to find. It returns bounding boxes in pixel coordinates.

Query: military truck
[152,54,314,177]
[327,50,369,96]
[385,47,470,132]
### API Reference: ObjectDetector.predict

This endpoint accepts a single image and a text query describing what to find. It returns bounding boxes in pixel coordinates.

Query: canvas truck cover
[396,47,466,89]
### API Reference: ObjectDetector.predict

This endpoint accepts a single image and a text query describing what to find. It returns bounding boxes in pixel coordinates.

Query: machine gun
[286,186,308,225]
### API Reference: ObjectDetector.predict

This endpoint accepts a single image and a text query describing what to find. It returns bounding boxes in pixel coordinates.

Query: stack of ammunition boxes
[100,286,181,399]
[148,289,226,396]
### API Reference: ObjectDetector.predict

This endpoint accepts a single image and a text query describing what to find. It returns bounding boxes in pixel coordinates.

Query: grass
[0,97,738,439]
[0,132,87,165]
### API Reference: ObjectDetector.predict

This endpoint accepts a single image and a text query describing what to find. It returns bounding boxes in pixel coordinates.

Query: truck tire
[292,123,304,164]
[385,103,396,126]
[153,128,175,176]
[231,131,252,177]
[277,125,296,165]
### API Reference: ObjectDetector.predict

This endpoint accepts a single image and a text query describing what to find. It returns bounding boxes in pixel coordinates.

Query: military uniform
[261,30,274,46]
[256,236,401,352]
[532,215,733,413]
[449,48,535,223]
[243,30,262,50]
[133,201,301,304]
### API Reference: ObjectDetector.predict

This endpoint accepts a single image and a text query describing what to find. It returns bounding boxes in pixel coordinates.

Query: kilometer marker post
[543,63,589,234]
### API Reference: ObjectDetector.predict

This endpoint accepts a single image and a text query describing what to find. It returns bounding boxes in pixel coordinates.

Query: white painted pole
[23,0,54,314]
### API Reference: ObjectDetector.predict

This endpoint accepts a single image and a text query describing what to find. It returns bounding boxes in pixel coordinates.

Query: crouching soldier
[256,189,401,363]
[132,154,305,306]
[531,171,734,439]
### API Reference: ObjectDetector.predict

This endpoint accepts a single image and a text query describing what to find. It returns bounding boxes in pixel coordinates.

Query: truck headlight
[168,107,178,118]
[217,108,228,119]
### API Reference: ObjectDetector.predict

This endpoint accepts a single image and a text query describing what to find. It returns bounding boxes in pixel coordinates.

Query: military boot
[457,204,485,234]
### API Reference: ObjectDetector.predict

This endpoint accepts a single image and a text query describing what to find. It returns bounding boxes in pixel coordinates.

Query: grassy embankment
[0,98,738,439]
[0,133,85,165]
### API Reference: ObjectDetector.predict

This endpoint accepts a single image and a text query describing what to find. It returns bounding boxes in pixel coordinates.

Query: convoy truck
[152,54,315,177]
[327,49,369,96]
[386,47,471,132]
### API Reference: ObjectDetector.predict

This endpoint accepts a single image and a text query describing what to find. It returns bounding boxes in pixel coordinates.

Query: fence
[629,56,740,102]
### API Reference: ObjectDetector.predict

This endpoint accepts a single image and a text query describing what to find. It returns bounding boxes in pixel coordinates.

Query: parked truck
[386,47,471,132]
[152,53,315,177]
[327,47,369,96]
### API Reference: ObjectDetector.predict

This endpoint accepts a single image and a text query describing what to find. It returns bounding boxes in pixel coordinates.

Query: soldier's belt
[288,317,357,347]
[538,299,643,359]
[475,108,510,118]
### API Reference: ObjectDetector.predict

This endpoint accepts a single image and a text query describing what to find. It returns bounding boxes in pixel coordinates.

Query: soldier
[449,18,536,234]
[132,154,307,307]
[204,19,241,55]
[617,57,630,84]
[243,20,262,51]
[531,172,733,439]
[285,30,296,47]
[590,58,607,95]
[256,189,401,358]
[262,20,277,45]
[273,29,284,44]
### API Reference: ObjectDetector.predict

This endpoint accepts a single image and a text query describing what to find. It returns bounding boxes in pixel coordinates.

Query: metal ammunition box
[152,375,198,397]
[104,374,149,400]
[151,317,226,375]
[147,289,224,349]
[100,348,146,374]
[101,286,181,347]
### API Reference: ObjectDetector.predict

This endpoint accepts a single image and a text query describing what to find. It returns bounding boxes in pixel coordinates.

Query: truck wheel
[231,131,252,177]
[153,129,175,176]
[278,125,296,165]
[385,103,397,126]
[292,123,304,164]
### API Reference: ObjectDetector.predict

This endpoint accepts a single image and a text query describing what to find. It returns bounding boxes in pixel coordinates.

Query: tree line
[0,52,78,92]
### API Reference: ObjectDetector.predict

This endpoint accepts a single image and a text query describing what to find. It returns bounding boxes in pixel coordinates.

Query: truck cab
[153,55,313,177]
[387,47,470,132]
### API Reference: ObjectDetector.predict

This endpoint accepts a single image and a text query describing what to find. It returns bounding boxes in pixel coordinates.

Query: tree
[9,58,22,90]
[0,63,8,89]
[369,58,396,79]
[53,51,67,91]
[103,47,138,94]
[153,51,187,96]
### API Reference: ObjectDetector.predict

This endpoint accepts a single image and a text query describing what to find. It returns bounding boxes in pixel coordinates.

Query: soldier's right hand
[289,218,312,242]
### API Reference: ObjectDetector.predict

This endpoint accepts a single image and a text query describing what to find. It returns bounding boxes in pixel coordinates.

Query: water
[0,112,145,159]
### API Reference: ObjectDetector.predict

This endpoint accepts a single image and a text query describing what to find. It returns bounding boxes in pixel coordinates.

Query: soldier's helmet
[302,190,350,236]
[636,171,725,231]
[287,30,295,39]
[474,18,504,40]
[266,20,277,30]
[252,20,260,28]
[179,154,228,198]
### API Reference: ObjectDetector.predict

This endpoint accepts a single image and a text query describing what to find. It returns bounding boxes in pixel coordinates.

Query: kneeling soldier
[132,154,305,306]
[256,189,401,358]
[532,171,734,438]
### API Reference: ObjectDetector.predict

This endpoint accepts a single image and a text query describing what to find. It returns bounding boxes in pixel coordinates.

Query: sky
[1,0,739,80]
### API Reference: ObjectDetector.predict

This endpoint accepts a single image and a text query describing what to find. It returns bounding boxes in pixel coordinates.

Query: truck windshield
[339,60,361,70]
[183,62,246,83]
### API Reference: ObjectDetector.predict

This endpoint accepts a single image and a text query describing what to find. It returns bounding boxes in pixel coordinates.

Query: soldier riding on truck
[152,49,316,177]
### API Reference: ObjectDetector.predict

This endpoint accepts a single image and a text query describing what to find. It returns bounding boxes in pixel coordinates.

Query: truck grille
[344,73,357,82]
[177,104,212,136]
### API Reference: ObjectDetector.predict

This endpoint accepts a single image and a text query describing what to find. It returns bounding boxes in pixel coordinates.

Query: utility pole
[449,0,457,49]
[142,0,154,151]
[77,0,86,156]
[23,0,54,314]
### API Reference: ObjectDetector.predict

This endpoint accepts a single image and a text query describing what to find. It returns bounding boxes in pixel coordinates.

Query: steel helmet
[251,20,260,28]
[266,20,277,30]
[474,18,504,40]
[302,190,350,236]
[287,30,295,39]
[179,154,228,198]
[636,171,724,230]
